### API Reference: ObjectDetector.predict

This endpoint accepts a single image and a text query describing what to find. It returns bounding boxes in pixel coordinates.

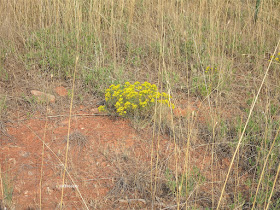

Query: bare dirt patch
[1,108,148,209]
[0,102,248,209]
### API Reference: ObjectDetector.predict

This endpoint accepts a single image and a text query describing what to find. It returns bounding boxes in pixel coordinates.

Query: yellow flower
[105,92,111,101]
[98,105,105,112]
[151,84,157,90]
[124,101,131,109]
[103,81,175,117]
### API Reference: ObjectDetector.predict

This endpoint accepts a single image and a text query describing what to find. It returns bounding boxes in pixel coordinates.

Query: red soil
[0,102,245,209]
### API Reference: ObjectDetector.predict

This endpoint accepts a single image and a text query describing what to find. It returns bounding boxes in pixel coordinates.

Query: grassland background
[0,0,280,209]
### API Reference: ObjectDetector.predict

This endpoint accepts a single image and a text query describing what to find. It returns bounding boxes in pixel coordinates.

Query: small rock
[31,90,55,103]
[46,187,52,195]
[20,151,30,158]
[55,86,68,97]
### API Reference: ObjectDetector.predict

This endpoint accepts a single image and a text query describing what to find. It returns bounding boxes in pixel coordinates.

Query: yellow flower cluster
[98,105,105,112]
[270,52,280,63]
[205,66,217,74]
[99,81,175,117]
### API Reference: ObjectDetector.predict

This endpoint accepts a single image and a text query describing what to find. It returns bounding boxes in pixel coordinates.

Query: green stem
[254,0,261,23]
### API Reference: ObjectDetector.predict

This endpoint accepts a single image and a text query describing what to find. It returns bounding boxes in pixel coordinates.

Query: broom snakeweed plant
[98,81,175,117]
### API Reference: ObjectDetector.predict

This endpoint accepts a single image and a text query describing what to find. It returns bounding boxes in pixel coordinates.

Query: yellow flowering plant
[205,66,217,74]
[270,52,280,63]
[98,81,175,117]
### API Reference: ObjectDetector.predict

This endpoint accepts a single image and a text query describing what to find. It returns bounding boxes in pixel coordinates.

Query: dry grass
[1,0,280,209]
